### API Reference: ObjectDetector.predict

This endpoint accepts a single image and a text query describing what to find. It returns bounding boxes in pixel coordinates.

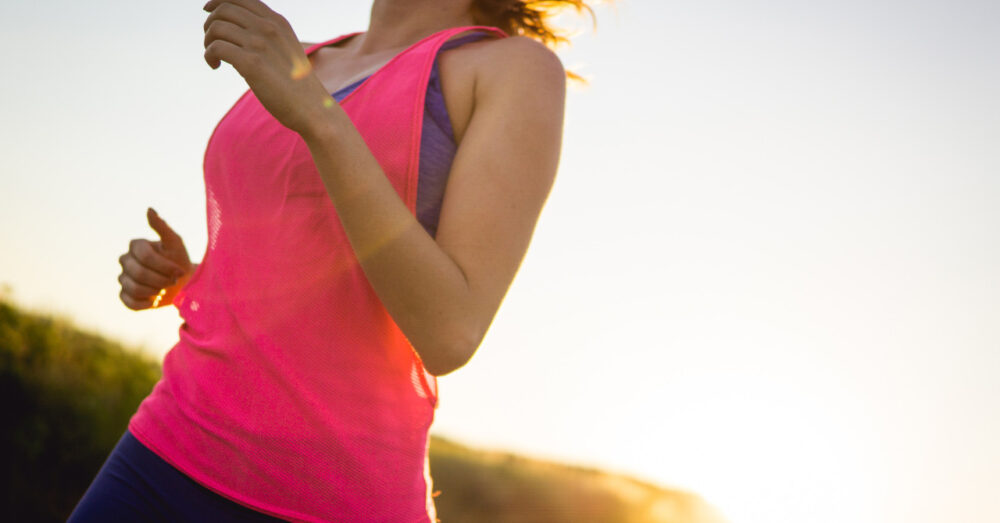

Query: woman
[70,0,592,521]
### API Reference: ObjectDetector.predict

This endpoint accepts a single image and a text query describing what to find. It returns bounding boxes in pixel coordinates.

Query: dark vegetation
[1,299,161,521]
[0,298,719,522]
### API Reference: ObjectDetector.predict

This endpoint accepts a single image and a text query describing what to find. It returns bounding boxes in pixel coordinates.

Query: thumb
[147,207,183,250]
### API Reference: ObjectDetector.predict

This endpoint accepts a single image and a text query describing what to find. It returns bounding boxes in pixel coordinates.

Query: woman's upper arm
[434,37,567,321]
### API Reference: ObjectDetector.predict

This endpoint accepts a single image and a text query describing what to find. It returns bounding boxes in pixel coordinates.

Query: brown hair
[471,0,599,80]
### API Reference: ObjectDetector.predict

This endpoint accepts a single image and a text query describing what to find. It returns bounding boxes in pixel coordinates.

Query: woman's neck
[357,0,476,55]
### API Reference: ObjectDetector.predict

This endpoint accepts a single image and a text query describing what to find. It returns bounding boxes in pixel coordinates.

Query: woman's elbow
[418,325,486,377]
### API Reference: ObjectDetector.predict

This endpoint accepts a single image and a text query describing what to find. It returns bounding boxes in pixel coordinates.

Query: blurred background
[1,1,998,522]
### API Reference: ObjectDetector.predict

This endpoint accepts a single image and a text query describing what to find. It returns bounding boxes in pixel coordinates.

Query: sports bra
[330,32,488,237]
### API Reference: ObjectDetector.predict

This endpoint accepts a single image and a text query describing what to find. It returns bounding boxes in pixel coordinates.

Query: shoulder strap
[436,25,508,42]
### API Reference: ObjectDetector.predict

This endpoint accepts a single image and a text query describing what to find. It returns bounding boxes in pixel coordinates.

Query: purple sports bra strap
[397,26,508,208]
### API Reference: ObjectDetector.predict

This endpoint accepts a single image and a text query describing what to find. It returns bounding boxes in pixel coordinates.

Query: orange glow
[290,57,312,80]
[151,288,167,308]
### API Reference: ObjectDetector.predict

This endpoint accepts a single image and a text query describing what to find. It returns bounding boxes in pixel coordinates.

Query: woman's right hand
[118,208,194,310]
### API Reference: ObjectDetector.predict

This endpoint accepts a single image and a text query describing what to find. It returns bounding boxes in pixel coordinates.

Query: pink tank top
[128,26,507,522]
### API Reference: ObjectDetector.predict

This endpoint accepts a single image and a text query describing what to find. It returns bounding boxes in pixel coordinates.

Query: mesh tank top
[127,26,507,523]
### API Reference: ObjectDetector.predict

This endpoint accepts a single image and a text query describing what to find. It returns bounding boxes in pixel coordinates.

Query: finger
[146,208,185,252]
[203,19,250,52]
[205,39,252,71]
[122,255,179,290]
[119,273,162,301]
[204,1,294,54]
[203,2,259,34]
[128,239,185,280]
[130,237,184,275]
[204,0,273,18]
[120,289,153,311]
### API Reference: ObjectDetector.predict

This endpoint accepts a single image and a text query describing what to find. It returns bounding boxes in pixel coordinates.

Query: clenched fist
[202,0,334,134]
[118,208,194,310]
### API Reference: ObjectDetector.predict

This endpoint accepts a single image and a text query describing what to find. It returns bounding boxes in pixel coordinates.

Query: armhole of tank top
[182,85,262,308]
[410,29,505,404]
[411,26,507,181]
[431,31,498,142]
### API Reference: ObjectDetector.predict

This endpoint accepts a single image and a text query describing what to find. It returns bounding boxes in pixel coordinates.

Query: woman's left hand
[203,0,330,134]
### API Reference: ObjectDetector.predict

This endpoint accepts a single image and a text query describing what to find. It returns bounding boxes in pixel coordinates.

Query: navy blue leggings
[68,429,286,522]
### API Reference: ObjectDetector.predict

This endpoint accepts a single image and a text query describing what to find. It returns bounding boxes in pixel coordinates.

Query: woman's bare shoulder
[486,35,564,68]
[438,34,565,142]
[445,34,564,83]
[466,36,567,120]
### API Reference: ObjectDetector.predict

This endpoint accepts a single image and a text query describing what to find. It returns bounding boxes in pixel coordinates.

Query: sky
[2,1,998,522]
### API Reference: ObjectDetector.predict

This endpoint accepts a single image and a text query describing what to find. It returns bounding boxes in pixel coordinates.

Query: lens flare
[290,57,312,80]
[152,288,167,308]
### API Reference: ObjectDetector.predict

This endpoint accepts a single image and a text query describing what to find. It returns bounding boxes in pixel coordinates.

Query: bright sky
[2,1,998,522]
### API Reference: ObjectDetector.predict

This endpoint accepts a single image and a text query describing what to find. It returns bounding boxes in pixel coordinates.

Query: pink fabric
[128,26,507,522]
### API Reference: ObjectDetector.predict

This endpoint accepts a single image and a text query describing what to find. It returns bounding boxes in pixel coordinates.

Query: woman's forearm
[299,106,488,376]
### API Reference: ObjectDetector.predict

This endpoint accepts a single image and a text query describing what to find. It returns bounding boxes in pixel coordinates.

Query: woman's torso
[128,26,512,522]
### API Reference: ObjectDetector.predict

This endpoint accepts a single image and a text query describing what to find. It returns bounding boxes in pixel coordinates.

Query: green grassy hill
[0,299,722,522]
